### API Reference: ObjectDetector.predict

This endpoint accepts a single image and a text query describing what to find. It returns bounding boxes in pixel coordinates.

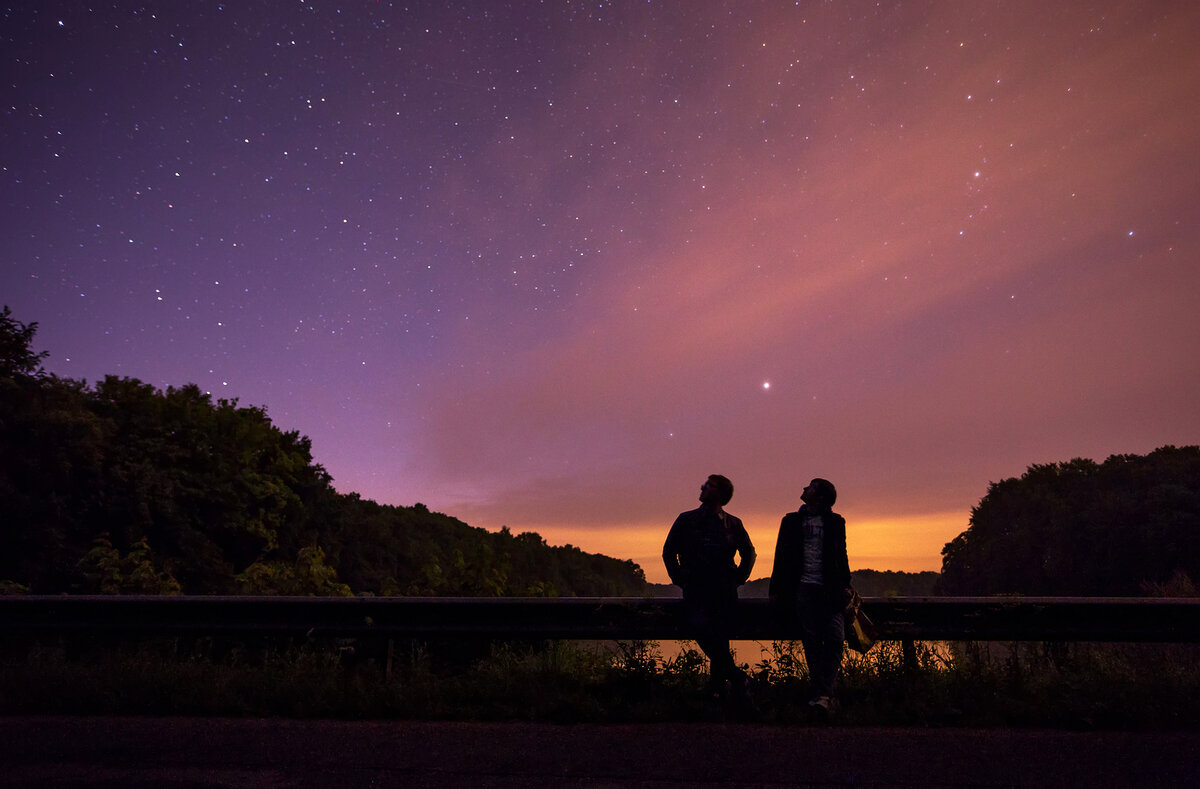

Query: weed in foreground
[1,637,1196,727]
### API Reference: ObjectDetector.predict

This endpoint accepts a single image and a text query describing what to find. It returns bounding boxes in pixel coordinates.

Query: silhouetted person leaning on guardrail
[663,474,756,700]
[769,477,853,720]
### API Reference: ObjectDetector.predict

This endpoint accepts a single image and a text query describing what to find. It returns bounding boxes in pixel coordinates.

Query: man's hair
[808,478,837,509]
[708,474,734,506]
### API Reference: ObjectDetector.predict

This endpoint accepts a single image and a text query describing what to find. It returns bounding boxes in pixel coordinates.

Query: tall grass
[1,636,1195,728]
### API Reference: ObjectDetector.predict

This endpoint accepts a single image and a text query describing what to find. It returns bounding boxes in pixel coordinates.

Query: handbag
[844,588,878,654]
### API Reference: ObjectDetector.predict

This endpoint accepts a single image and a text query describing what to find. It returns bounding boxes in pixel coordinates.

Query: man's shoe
[807,695,834,722]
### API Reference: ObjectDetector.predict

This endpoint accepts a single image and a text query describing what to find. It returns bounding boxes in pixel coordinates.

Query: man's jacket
[662,506,756,589]
[768,504,850,600]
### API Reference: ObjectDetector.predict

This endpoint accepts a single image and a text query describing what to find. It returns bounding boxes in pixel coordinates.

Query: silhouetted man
[663,474,756,696]
[769,477,852,719]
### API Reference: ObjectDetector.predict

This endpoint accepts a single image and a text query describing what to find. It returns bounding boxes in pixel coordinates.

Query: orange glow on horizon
[505,509,967,586]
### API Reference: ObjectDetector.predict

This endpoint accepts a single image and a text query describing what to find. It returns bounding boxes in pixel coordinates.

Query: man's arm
[768,515,792,601]
[829,513,852,597]
[662,514,686,586]
[734,519,756,585]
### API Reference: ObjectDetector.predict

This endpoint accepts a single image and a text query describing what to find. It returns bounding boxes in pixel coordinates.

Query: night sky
[4,2,1198,582]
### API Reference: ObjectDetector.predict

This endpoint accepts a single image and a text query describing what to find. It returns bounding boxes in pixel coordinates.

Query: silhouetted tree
[939,447,1200,595]
[0,306,48,379]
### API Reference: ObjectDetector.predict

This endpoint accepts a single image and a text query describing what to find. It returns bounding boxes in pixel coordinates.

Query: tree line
[4,307,1195,598]
[0,307,645,597]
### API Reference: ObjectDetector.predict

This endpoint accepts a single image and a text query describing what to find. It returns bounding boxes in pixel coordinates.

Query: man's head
[800,478,837,511]
[699,474,734,507]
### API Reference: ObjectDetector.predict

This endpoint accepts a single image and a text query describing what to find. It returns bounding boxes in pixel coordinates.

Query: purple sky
[4,2,1198,583]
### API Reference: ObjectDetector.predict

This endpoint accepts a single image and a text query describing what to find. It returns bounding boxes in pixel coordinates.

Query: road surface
[0,717,1195,787]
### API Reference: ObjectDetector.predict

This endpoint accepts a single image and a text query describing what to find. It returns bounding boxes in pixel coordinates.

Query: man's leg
[798,585,844,700]
[685,587,739,685]
[812,604,845,699]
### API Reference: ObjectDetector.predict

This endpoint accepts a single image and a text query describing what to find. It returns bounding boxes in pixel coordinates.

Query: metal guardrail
[2,596,1198,643]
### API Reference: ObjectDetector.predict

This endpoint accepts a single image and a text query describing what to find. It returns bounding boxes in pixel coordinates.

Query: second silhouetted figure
[769,477,852,719]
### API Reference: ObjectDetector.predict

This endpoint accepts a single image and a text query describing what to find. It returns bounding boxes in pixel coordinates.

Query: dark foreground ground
[0,717,1196,788]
